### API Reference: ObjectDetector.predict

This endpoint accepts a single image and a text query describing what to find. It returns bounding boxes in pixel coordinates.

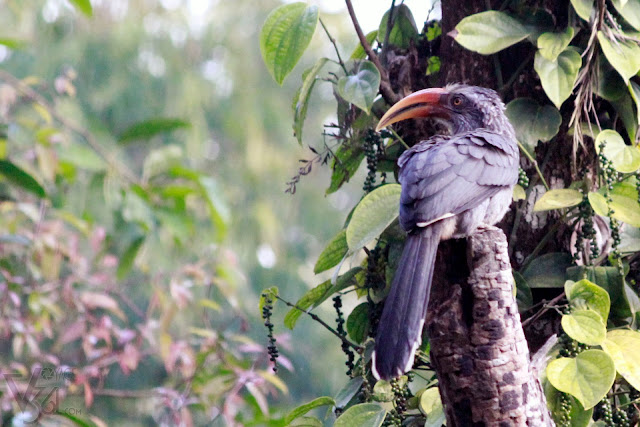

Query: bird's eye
[452,96,463,106]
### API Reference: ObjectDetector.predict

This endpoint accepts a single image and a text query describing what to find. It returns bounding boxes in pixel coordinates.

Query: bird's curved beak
[375,87,449,132]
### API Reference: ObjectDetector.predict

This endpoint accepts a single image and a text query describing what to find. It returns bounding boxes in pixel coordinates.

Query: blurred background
[0,0,436,425]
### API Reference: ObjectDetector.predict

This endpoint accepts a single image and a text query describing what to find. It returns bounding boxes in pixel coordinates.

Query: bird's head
[376,84,514,136]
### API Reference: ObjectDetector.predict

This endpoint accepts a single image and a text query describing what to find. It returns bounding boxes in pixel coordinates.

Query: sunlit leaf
[537,27,575,62]
[596,129,640,173]
[260,3,319,85]
[533,189,583,211]
[337,61,381,114]
[0,38,27,49]
[505,98,561,153]
[611,0,640,31]
[534,48,581,109]
[346,184,401,251]
[334,403,387,427]
[284,396,335,424]
[452,11,531,55]
[372,380,394,402]
[346,303,369,344]
[69,0,93,17]
[314,229,348,274]
[378,4,418,49]
[350,31,378,60]
[419,388,446,427]
[119,118,190,143]
[597,31,640,83]
[561,309,606,345]
[588,191,640,227]
[571,0,593,21]
[546,349,615,409]
[293,58,328,145]
[0,160,46,198]
[601,329,640,390]
[512,184,526,201]
[566,279,610,322]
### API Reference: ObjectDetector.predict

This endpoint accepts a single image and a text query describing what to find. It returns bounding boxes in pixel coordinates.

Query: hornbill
[372,84,519,380]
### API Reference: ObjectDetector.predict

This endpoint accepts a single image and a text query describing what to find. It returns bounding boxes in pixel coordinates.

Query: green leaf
[611,91,638,143]
[57,144,106,171]
[534,48,582,109]
[533,188,583,211]
[260,3,319,85]
[512,184,526,201]
[597,31,640,83]
[546,349,616,409]
[0,160,46,198]
[452,11,531,55]
[521,252,573,288]
[426,56,441,76]
[351,31,378,60]
[372,380,395,402]
[419,388,446,427]
[289,417,323,427]
[346,303,369,344]
[118,118,190,143]
[314,229,348,274]
[595,55,628,101]
[284,396,335,424]
[612,0,640,31]
[346,184,401,251]
[513,270,533,313]
[601,329,640,390]
[198,176,231,234]
[334,377,364,408]
[588,191,640,227]
[566,266,634,320]
[69,0,93,17]
[284,267,362,329]
[378,4,418,49]
[293,58,328,145]
[566,279,611,322]
[571,0,593,21]
[595,129,640,173]
[561,310,606,345]
[117,235,145,280]
[337,61,381,114]
[545,383,593,427]
[334,403,387,427]
[628,81,640,130]
[327,143,365,194]
[0,38,27,50]
[259,286,279,314]
[505,98,562,153]
[537,27,575,62]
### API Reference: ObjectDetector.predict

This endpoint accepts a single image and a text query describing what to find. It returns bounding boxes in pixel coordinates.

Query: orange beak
[375,87,449,132]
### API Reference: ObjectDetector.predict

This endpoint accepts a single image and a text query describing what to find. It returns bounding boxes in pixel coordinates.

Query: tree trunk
[427,227,553,426]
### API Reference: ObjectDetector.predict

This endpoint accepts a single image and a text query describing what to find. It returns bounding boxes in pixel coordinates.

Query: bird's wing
[397,130,518,232]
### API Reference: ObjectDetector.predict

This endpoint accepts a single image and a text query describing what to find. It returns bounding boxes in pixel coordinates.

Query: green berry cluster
[558,333,587,357]
[556,392,572,427]
[613,407,631,427]
[383,410,403,426]
[573,193,600,264]
[363,130,386,192]
[333,295,355,375]
[391,378,411,414]
[598,143,624,274]
[517,167,529,188]
[261,292,279,372]
[599,397,614,426]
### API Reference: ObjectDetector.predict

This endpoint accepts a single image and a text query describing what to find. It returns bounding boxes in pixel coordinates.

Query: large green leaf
[350,31,378,60]
[260,3,319,85]
[546,349,616,409]
[601,329,640,390]
[293,58,328,145]
[419,388,446,427]
[314,229,348,274]
[284,267,362,329]
[533,188,583,211]
[588,191,640,227]
[327,143,365,194]
[566,279,610,322]
[453,11,531,55]
[284,396,336,424]
[346,302,369,344]
[566,266,634,320]
[0,160,46,198]
[334,403,387,427]
[597,31,640,83]
[561,310,606,345]
[534,48,581,109]
[595,55,627,101]
[505,98,561,153]
[537,27,575,62]
[612,0,640,31]
[346,184,401,251]
[595,129,640,173]
[69,0,93,17]
[611,91,638,143]
[521,252,573,288]
[337,61,381,114]
[571,0,593,21]
[378,4,418,49]
[118,118,190,143]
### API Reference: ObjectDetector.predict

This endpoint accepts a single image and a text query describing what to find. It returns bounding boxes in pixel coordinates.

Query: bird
[372,84,520,380]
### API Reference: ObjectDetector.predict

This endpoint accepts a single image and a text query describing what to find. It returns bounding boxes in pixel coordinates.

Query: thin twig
[274,295,362,351]
[389,128,410,149]
[521,292,566,328]
[518,141,549,190]
[319,18,348,75]
[344,0,398,105]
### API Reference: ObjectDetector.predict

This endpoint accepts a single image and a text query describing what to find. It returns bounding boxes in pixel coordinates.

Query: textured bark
[427,226,553,426]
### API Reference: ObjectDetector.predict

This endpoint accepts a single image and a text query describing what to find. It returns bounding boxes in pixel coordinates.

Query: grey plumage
[373,85,519,380]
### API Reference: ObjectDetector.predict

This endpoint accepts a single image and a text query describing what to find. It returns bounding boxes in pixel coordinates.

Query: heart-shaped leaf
[337,61,381,114]
[611,0,640,31]
[533,189,583,211]
[260,3,319,85]
[566,279,611,322]
[522,253,573,288]
[534,48,582,108]
[505,98,562,153]
[561,309,606,345]
[596,129,640,174]
[335,403,387,427]
[571,0,594,21]
[420,388,446,427]
[597,31,640,83]
[601,329,640,390]
[346,184,401,251]
[452,11,531,55]
[537,27,575,61]
[546,349,616,409]
[589,191,640,226]
[378,4,418,49]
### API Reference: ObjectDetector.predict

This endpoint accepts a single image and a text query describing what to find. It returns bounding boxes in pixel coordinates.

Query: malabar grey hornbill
[372,84,519,380]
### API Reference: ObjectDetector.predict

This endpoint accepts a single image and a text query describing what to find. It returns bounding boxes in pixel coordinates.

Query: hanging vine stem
[319,18,348,75]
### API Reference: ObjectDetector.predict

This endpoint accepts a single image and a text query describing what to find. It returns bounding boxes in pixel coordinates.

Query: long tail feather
[373,226,441,379]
